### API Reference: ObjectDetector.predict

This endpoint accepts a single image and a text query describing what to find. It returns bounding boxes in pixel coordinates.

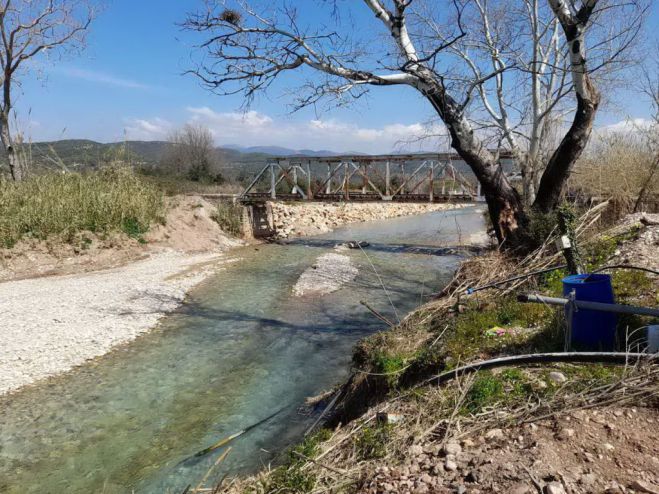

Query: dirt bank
[0,195,241,282]
[270,202,472,239]
[0,196,243,396]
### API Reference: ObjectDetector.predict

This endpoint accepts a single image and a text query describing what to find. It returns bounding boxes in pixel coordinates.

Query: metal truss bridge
[239,153,497,204]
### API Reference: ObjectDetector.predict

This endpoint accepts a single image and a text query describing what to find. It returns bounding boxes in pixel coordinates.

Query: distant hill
[7,139,515,185]
[8,139,273,171]
[224,144,368,157]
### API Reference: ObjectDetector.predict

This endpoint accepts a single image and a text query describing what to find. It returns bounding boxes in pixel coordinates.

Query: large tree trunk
[425,90,529,247]
[533,90,599,212]
[0,113,23,181]
[534,1,601,213]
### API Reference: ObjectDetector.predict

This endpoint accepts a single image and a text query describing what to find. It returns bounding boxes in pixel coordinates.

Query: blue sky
[15,0,658,153]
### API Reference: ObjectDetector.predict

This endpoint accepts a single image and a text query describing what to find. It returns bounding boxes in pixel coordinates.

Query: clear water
[0,207,485,494]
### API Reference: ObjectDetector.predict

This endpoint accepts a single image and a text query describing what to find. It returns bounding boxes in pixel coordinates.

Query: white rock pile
[270,202,468,238]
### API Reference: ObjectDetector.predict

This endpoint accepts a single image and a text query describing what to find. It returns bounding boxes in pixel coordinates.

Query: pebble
[558,428,575,440]
[444,441,463,455]
[410,444,424,456]
[445,459,458,471]
[544,481,566,494]
[511,484,534,494]
[549,371,567,383]
[485,428,504,440]
[631,480,659,494]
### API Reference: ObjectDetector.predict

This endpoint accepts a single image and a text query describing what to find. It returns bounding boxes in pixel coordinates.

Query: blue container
[562,274,617,350]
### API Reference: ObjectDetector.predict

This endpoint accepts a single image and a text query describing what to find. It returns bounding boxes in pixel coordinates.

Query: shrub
[212,201,244,237]
[0,167,163,247]
[355,424,391,460]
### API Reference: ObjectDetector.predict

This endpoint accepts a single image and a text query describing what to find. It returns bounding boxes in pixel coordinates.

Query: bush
[212,201,244,237]
[0,167,164,247]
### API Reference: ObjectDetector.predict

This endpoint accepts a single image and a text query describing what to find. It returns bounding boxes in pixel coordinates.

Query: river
[0,206,485,493]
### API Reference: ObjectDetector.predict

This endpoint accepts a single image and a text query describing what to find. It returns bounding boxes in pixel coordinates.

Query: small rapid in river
[0,206,486,493]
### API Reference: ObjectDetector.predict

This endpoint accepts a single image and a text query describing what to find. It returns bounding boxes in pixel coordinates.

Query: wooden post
[326,164,332,194]
[362,163,367,194]
[292,165,298,195]
[401,163,406,194]
[344,162,349,200]
[270,163,276,199]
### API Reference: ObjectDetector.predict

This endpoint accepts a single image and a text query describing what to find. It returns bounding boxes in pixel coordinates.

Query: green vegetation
[354,423,392,460]
[0,167,163,248]
[443,298,554,362]
[464,369,539,414]
[254,429,332,494]
[212,201,245,237]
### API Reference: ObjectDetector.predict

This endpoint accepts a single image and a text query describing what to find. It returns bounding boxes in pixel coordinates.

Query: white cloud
[124,117,173,140]
[179,107,445,153]
[55,67,152,90]
[599,118,654,134]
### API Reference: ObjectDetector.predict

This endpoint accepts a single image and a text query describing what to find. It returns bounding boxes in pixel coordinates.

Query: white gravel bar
[293,253,358,297]
[0,251,228,396]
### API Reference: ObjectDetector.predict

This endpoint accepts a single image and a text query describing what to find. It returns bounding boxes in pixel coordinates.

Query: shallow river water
[0,206,485,493]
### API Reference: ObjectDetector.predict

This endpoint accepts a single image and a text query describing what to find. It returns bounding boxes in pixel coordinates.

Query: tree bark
[425,90,529,247]
[535,0,601,213]
[0,113,23,181]
[534,91,599,212]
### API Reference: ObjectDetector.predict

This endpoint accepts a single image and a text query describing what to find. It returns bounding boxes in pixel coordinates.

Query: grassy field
[0,167,164,248]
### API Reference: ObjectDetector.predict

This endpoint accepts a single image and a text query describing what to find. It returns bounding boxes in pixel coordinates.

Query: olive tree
[0,0,93,181]
[184,0,646,247]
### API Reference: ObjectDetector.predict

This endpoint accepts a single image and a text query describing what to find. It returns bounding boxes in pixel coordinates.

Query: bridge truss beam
[241,153,489,203]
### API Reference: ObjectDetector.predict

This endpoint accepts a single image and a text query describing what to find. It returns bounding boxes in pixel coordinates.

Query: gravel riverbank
[0,251,236,396]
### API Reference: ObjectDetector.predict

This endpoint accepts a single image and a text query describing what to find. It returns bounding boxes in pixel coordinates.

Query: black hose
[426,352,658,386]
[594,264,659,276]
[465,265,567,295]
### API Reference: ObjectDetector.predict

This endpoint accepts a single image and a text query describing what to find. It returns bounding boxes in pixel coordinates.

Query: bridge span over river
[233,152,514,236]
[238,153,515,204]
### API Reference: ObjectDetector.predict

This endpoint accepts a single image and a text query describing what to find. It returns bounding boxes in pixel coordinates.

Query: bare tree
[433,0,643,206]
[0,0,93,181]
[162,123,223,182]
[184,0,645,247]
[632,46,659,212]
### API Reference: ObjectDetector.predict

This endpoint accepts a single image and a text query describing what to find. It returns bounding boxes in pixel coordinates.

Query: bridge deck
[240,193,476,203]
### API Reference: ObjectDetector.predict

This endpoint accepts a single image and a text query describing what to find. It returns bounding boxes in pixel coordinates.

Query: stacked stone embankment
[270,202,469,239]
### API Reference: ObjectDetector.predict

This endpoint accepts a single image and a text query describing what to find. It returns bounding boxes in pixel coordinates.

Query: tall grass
[571,129,658,211]
[211,201,244,237]
[0,167,164,248]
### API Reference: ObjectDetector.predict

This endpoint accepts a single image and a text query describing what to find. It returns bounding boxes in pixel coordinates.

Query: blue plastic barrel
[562,274,617,350]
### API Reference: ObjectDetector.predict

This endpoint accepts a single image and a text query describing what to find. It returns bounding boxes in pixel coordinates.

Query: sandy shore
[0,251,237,396]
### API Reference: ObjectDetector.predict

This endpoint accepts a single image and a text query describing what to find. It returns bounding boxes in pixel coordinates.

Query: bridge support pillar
[244,203,275,238]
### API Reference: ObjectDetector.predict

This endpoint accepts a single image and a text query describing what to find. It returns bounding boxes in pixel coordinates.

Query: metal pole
[429,163,434,202]
[518,294,659,318]
[306,161,312,199]
[326,164,332,194]
[344,162,349,200]
[270,163,276,199]
[385,161,391,198]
